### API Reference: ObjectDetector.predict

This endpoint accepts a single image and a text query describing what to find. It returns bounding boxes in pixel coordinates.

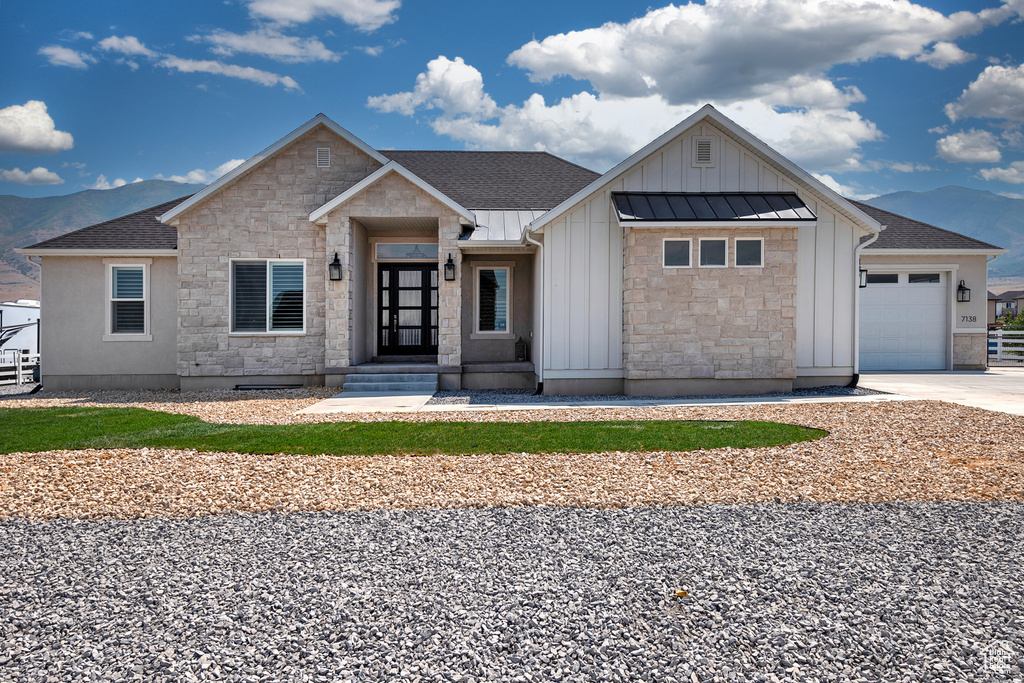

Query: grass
[0,406,827,456]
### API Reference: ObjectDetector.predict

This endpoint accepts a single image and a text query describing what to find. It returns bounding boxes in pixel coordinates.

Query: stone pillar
[324,215,351,368]
[437,215,462,368]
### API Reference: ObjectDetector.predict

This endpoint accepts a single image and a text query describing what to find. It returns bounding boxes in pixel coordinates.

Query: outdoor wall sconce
[328,252,342,281]
[957,279,971,303]
[444,254,456,281]
[858,268,868,288]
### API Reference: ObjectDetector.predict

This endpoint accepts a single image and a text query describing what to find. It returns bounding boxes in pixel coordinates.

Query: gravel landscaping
[2,503,1022,682]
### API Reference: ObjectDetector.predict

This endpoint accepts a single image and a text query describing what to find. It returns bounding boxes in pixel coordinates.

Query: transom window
[663,239,691,268]
[699,238,727,267]
[231,260,305,333]
[376,243,440,260]
[109,265,146,334]
[735,238,763,267]
[475,266,511,335]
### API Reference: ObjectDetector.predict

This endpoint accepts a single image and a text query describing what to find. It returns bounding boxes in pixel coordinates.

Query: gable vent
[692,136,715,167]
[317,148,330,167]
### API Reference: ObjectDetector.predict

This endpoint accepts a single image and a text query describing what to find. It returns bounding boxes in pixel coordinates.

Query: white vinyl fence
[988,330,1024,366]
[0,350,38,385]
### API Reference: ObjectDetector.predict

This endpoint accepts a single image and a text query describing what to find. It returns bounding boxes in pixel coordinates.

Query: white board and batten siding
[541,119,865,377]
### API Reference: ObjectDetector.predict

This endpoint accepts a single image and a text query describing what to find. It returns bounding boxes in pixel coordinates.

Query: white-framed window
[105,263,150,340]
[663,238,692,268]
[735,238,764,267]
[698,238,727,267]
[230,259,306,334]
[473,264,513,338]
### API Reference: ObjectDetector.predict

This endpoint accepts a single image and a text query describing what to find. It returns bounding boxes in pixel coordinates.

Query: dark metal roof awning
[612,192,817,223]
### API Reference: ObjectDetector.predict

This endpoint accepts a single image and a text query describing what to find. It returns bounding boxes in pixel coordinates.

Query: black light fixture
[859,268,868,288]
[444,253,456,281]
[515,337,528,362]
[328,252,342,281]
[957,279,971,303]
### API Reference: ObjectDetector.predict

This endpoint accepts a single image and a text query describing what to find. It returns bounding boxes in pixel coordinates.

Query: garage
[859,272,947,370]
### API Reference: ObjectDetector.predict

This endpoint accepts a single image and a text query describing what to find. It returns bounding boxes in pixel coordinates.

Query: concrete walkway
[859,367,1024,416]
[298,391,913,414]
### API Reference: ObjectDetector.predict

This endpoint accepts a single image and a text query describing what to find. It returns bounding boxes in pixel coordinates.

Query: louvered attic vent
[317,148,330,167]
[692,137,714,167]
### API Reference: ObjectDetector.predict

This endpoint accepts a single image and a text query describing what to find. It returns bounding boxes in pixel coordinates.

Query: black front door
[378,263,438,355]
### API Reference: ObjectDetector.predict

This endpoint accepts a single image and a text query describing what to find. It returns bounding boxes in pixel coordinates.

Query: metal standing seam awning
[612,192,817,223]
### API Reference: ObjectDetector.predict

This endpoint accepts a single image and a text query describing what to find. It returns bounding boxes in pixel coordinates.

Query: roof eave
[863,247,1008,256]
[160,114,388,224]
[15,248,177,257]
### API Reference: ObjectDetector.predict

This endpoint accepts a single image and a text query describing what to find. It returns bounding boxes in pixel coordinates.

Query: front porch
[325,360,537,391]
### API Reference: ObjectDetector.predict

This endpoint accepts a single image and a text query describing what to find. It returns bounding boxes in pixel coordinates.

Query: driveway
[860,367,1024,416]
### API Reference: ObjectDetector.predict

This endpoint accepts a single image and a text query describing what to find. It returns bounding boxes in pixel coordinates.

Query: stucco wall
[39,255,177,384]
[622,228,797,381]
[173,125,381,380]
[460,253,533,363]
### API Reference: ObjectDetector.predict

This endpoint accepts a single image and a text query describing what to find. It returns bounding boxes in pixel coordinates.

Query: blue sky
[2,0,1024,200]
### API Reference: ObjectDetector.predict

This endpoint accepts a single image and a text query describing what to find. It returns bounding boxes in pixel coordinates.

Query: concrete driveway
[859,367,1024,416]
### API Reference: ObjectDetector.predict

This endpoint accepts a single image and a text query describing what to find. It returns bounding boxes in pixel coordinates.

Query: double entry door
[377,263,439,356]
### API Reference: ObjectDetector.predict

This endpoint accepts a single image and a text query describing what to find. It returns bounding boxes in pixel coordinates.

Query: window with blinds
[476,267,509,333]
[110,265,146,334]
[232,260,305,333]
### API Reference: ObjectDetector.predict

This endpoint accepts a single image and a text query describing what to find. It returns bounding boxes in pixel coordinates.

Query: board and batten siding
[540,120,865,377]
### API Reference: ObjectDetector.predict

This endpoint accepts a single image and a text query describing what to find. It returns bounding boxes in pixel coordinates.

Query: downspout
[850,227,882,387]
[524,228,544,394]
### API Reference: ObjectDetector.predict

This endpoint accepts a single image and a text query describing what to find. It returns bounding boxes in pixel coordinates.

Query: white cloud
[945,63,1024,123]
[0,167,64,185]
[62,30,94,41]
[915,41,974,68]
[936,129,1002,163]
[888,161,935,172]
[980,161,1024,183]
[369,56,881,172]
[97,35,156,57]
[0,101,74,156]
[158,57,301,91]
[243,0,400,31]
[505,0,1018,105]
[89,174,128,190]
[39,45,96,69]
[368,56,499,118]
[359,46,384,57]
[811,172,875,200]
[195,27,341,63]
[156,158,246,184]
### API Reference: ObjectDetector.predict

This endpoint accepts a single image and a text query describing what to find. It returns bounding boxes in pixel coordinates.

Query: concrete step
[342,373,438,394]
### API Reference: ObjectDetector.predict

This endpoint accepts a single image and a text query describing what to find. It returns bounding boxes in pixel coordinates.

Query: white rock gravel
[2,503,1022,682]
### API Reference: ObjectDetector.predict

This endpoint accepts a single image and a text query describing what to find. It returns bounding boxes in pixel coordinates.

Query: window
[699,238,727,267]
[735,238,763,267]
[866,273,898,284]
[375,243,440,260]
[909,273,940,284]
[109,265,147,335]
[475,266,511,335]
[663,239,691,268]
[231,260,305,333]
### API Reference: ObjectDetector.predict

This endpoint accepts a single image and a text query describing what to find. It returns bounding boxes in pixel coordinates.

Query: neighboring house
[16,106,1005,393]
[988,290,1020,324]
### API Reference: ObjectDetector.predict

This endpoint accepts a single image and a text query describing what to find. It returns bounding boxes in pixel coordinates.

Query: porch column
[437,215,462,367]
[324,214,352,368]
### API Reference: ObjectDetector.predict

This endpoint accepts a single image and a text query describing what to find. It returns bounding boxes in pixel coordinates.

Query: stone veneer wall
[175,126,381,380]
[319,171,463,367]
[953,333,987,370]
[622,228,798,381]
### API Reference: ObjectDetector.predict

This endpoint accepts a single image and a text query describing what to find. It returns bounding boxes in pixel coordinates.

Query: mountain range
[1,182,1022,302]
[0,180,202,302]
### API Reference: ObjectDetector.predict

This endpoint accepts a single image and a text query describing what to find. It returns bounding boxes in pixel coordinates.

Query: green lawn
[0,406,827,456]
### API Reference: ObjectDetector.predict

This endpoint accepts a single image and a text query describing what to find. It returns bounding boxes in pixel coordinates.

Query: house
[16,106,1005,394]
[989,290,1023,324]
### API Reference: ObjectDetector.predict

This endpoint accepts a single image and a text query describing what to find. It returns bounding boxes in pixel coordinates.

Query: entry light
[328,252,342,281]
[444,254,456,282]
[859,268,868,289]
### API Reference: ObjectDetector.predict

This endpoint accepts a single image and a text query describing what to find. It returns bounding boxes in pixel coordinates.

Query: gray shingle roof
[380,151,600,210]
[21,196,188,250]
[851,200,1002,251]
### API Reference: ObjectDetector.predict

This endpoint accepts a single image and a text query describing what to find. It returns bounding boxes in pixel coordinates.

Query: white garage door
[859,272,947,370]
